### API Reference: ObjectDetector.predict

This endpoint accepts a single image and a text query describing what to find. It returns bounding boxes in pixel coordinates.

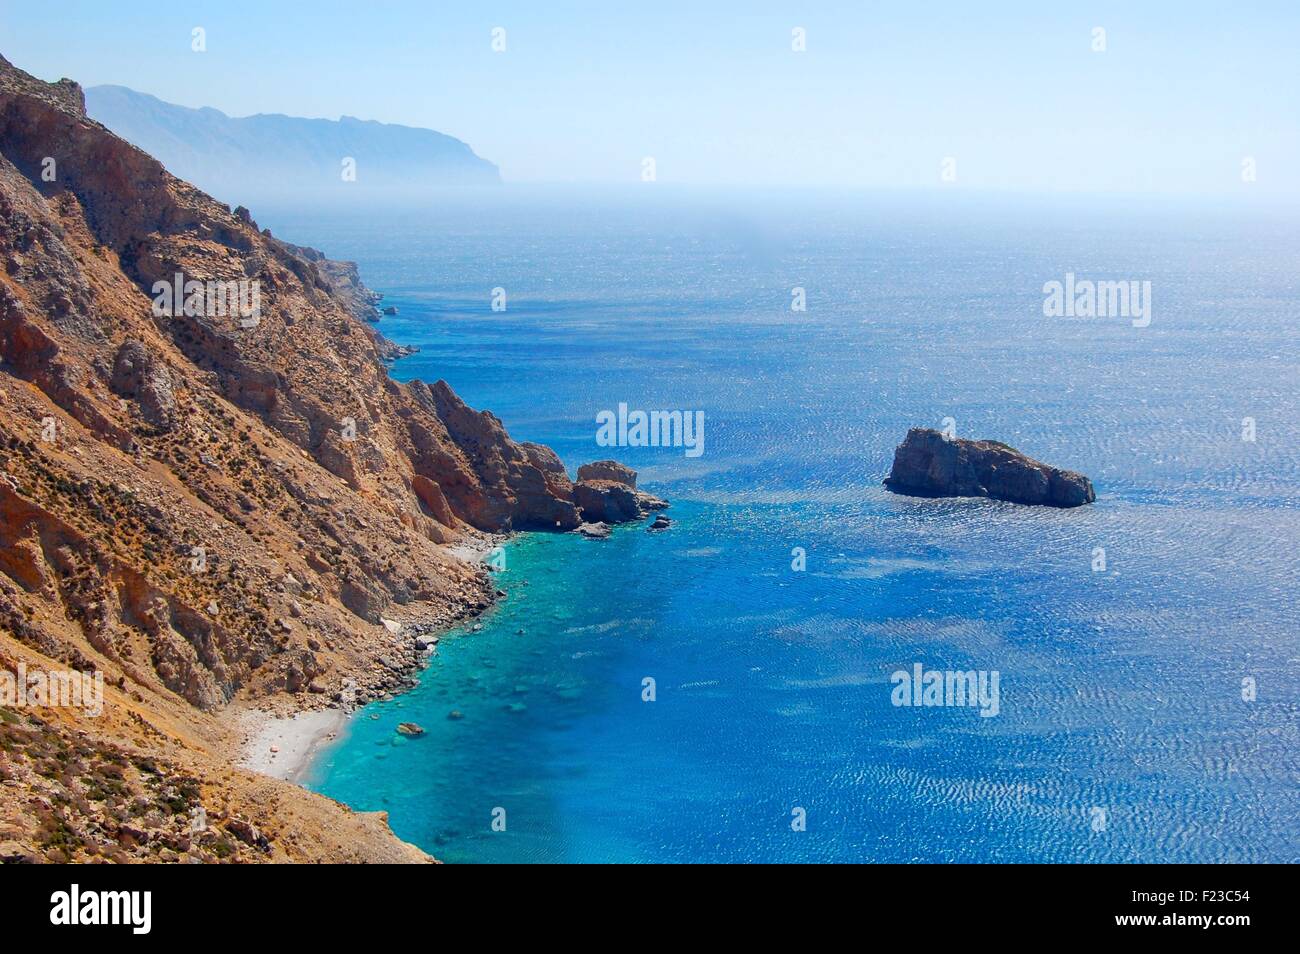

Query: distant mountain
[85,84,500,202]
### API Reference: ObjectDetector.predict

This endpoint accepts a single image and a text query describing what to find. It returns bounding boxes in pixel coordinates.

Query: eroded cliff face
[0,53,615,863]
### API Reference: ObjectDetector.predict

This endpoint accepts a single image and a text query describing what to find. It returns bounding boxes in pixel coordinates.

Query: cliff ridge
[0,53,645,862]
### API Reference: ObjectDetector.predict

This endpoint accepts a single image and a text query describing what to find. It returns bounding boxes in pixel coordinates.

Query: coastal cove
[271,191,1298,863]
[4,3,1297,880]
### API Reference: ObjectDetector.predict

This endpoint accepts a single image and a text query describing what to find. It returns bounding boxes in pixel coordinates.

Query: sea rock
[576,459,636,488]
[568,462,667,526]
[648,514,672,531]
[572,480,638,522]
[635,490,669,512]
[577,521,612,540]
[883,428,1095,508]
[396,722,425,737]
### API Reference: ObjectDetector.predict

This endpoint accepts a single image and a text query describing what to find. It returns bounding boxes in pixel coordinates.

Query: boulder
[577,521,612,540]
[224,817,269,849]
[282,649,324,693]
[883,428,1095,508]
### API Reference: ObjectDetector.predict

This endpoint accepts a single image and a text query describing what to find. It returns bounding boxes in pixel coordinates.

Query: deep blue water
[259,189,1298,862]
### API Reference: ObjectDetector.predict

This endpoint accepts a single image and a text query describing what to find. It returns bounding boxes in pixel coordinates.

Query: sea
[253,187,1298,863]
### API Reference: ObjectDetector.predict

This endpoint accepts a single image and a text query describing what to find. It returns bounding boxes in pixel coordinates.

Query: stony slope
[0,54,643,863]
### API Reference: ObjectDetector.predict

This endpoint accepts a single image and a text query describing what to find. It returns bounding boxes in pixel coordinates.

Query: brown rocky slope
[0,54,655,862]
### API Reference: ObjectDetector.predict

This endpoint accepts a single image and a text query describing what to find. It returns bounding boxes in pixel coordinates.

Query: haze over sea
[259,188,1298,863]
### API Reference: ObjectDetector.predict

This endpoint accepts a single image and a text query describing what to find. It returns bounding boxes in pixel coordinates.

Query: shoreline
[235,533,506,785]
[232,291,664,796]
[236,707,352,784]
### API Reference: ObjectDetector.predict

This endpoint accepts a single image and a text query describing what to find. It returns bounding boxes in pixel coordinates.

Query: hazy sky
[4,0,1297,194]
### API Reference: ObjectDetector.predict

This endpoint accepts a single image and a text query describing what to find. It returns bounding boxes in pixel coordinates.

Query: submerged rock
[883,428,1095,508]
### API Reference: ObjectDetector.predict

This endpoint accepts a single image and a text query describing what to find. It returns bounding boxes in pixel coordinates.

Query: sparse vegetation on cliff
[0,52,654,863]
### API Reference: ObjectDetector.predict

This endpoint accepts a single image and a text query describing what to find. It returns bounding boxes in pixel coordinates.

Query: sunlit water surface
[256,190,1297,862]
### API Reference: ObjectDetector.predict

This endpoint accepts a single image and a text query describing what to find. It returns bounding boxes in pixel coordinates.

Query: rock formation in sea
[571,459,666,525]
[0,53,657,863]
[576,459,636,487]
[883,428,1096,508]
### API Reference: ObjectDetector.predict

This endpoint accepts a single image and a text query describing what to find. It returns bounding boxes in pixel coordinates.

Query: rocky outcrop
[110,339,176,430]
[277,239,384,324]
[572,473,667,526]
[884,428,1095,507]
[576,459,636,488]
[569,458,667,524]
[572,480,642,523]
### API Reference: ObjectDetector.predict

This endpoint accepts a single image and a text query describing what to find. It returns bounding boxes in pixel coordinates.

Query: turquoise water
[269,190,1299,862]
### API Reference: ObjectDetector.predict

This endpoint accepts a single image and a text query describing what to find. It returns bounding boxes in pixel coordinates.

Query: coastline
[228,281,665,834]
[236,707,352,783]
[235,531,506,785]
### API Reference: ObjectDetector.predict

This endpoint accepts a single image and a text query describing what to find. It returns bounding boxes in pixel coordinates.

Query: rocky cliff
[0,54,647,863]
[883,428,1096,508]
